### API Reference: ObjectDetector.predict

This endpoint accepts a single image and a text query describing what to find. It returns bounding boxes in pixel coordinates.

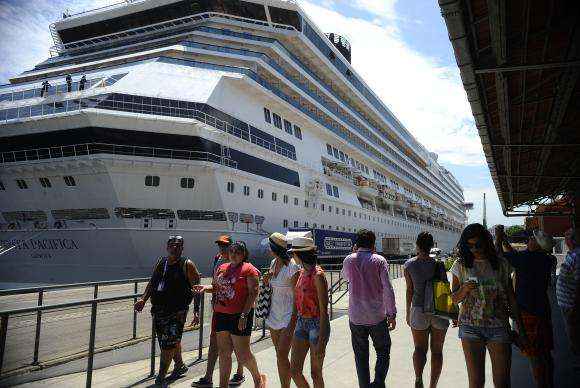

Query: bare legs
[411,329,428,387]
[217,332,265,388]
[204,331,243,382]
[290,337,325,388]
[270,328,293,388]
[429,328,447,388]
[528,353,554,388]
[461,339,511,388]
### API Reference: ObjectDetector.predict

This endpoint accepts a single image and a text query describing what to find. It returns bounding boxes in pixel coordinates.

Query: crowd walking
[133,223,579,387]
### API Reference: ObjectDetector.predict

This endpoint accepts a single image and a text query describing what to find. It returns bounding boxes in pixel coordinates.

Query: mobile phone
[468,276,478,284]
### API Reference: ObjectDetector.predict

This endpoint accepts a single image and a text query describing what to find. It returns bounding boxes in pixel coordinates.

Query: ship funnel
[325,33,351,63]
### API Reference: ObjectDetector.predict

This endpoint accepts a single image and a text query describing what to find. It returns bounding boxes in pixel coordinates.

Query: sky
[0,0,521,227]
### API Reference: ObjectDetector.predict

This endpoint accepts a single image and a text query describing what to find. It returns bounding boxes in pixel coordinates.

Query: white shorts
[410,306,449,331]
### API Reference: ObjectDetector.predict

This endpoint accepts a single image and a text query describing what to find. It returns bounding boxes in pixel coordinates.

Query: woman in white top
[263,232,300,388]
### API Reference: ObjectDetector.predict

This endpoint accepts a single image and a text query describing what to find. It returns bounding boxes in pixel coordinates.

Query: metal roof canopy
[439,0,580,216]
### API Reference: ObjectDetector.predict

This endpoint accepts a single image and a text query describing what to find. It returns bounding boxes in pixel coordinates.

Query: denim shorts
[294,316,329,343]
[458,324,511,344]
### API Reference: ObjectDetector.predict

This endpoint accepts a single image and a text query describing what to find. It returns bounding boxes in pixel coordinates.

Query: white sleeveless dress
[265,259,300,330]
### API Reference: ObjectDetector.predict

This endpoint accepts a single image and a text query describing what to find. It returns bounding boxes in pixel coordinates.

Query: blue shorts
[458,324,511,344]
[294,316,329,343]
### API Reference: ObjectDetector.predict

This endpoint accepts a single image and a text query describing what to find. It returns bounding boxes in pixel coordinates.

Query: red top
[213,262,260,314]
[295,266,324,318]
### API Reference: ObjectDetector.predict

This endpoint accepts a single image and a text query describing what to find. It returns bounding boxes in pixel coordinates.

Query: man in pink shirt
[342,229,397,388]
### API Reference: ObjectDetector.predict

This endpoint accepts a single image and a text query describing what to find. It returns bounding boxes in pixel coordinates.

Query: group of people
[134,224,580,388]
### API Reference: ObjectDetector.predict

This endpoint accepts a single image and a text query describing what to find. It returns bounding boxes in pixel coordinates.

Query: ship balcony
[354,177,379,198]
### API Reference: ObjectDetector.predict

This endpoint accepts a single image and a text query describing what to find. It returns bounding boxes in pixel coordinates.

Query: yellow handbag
[432,279,458,320]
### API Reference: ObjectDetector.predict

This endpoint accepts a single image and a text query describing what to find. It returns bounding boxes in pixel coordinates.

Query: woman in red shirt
[288,237,330,388]
[194,242,266,388]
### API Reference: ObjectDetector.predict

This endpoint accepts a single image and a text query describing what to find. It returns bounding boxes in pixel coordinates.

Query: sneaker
[155,375,168,387]
[229,373,246,386]
[191,377,213,387]
[170,362,189,378]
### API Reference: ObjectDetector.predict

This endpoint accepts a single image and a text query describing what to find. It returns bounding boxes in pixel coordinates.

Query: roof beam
[492,144,580,148]
[475,60,580,73]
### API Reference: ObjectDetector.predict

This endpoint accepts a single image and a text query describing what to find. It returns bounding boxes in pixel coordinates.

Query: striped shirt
[556,248,580,309]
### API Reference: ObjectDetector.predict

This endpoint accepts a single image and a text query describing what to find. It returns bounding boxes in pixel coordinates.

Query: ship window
[63,176,76,186]
[305,222,309,227]
[354,211,357,217]
[328,206,332,213]
[227,182,235,193]
[16,179,28,189]
[283,194,288,204]
[243,185,250,196]
[332,185,340,198]
[272,113,282,129]
[39,178,52,188]
[272,192,277,201]
[321,224,325,229]
[294,125,302,139]
[304,200,309,208]
[326,183,332,196]
[283,219,288,228]
[268,6,302,31]
[143,219,150,229]
[336,207,339,215]
[293,221,299,228]
[348,210,352,216]
[180,177,195,189]
[333,147,339,159]
[293,197,299,206]
[321,204,325,211]
[145,176,159,187]
[0,180,4,190]
[326,144,333,156]
[283,119,293,135]
[342,208,345,215]
[115,207,175,219]
[264,107,271,124]
[258,189,264,199]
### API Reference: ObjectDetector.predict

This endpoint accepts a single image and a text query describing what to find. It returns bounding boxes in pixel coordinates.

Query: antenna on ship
[482,193,487,229]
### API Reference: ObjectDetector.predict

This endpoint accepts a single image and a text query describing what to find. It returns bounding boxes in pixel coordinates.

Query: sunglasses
[466,240,484,251]
[167,235,184,245]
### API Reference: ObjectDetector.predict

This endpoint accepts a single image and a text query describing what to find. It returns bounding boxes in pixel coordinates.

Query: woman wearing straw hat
[263,233,301,388]
[288,236,330,388]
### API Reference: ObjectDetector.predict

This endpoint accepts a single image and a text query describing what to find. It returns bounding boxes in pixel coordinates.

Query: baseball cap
[533,230,554,252]
[215,235,232,245]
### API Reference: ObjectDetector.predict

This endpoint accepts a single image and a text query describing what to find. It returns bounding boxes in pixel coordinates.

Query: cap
[167,235,184,244]
[287,236,316,252]
[215,235,232,245]
[533,230,554,252]
[269,232,287,249]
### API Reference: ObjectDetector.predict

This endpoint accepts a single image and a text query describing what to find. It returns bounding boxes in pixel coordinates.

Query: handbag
[424,261,458,320]
[255,278,272,319]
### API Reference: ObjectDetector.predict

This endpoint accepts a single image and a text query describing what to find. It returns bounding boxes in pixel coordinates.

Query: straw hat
[269,232,287,249]
[287,236,316,252]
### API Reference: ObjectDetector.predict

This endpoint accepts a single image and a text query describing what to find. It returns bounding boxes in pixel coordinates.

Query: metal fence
[0,259,407,386]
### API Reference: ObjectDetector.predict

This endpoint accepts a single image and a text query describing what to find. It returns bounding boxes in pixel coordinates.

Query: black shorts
[214,309,254,336]
[152,309,188,350]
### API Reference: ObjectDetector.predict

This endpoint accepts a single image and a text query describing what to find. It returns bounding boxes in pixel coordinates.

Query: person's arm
[186,261,202,324]
[314,272,330,355]
[451,274,476,304]
[238,273,259,330]
[404,268,413,327]
[134,259,160,312]
[380,260,397,330]
[506,274,528,345]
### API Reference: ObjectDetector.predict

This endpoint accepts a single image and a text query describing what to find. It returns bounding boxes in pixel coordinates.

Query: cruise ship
[0,0,468,285]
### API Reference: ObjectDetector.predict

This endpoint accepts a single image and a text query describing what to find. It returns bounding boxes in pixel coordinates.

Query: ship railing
[0,143,238,170]
[0,95,296,161]
[52,12,297,54]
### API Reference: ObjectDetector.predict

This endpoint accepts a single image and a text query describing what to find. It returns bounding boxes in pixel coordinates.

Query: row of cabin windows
[0,176,77,191]
[226,182,303,206]
[325,143,370,175]
[325,183,340,198]
[264,108,302,140]
[281,219,358,233]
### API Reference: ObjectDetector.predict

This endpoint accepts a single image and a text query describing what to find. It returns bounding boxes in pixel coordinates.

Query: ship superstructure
[0,0,467,284]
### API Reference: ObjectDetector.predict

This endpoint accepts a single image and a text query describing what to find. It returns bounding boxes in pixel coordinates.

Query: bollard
[197,296,204,361]
[86,301,98,388]
[150,317,156,377]
[132,282,138,339]
[0,314,8,377]
[33,290,44,365]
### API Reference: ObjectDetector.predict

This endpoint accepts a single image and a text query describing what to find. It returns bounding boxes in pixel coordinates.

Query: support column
[573,188,580,229]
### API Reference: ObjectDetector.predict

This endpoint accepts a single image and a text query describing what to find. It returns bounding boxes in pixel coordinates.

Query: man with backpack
[135,235,201,386]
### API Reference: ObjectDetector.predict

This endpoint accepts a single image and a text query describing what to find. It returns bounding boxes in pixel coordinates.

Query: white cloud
[299,0,484,167]
[351,0,397,19]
